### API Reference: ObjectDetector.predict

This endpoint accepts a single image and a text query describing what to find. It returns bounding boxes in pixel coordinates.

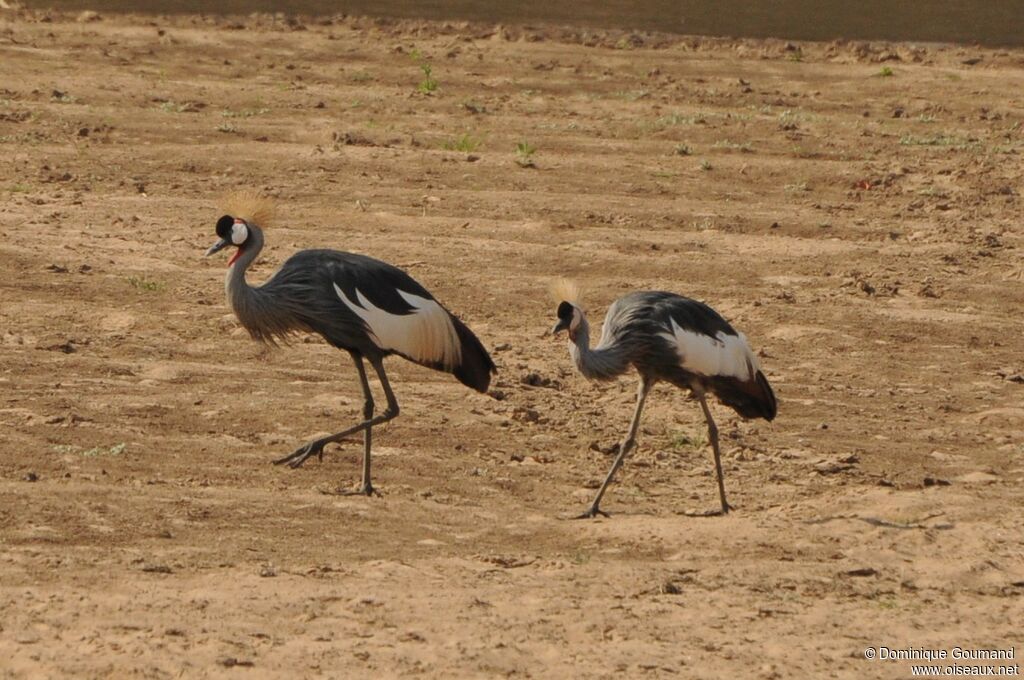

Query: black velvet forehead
[556,301,575,320]
[215,214,234,238]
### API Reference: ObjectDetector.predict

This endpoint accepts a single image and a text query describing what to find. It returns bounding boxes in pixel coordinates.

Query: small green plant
[655,112,708,128]
[220,108,269,118]
[899,134,975,149]
[699,159,712,171]
[785,181,811,193]
[514,141,536,167]
[81,443,126,457]
[216,122,238,133]
[674,144,692,156]
[51,91,78,104]
[878,66,894,77]
[443,134,481,152]
[9,183,31,193]
[712,140,753,153]
[670,430,707,450]
[786,49,804,62]
[417,63,438,94]
[127,276,164,292]
[350,71,374,83]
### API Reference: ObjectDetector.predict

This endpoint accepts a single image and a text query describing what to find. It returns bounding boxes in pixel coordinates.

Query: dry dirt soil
[2,9,1023,679]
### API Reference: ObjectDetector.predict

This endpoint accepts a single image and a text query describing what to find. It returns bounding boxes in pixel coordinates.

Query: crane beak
[205,238,229,257]
[550,319,570,336]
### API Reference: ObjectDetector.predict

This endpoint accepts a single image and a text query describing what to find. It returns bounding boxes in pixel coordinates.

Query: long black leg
[274,357,400,497]
[338,354,376,495]
[696,391,731,514]
[575,377,652,519]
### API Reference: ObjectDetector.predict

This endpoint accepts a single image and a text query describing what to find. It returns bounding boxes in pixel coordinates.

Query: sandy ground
[1,8,1023,679]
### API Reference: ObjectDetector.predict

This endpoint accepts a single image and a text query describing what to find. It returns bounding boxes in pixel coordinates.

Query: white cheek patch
[659,318,759,380]
[230,222,248,245]
[569,307,582,332]
[334,285,462,369]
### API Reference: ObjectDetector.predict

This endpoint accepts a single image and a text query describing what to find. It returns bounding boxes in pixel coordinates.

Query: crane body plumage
[552,289,776,517]
[208,210,494,494]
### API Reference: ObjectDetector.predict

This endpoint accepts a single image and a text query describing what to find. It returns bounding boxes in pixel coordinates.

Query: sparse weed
[81,443,126,457]
[671,429,708,450]
[349,71,374,83]
[443,134,481,153]
[674,144,692,156]
[9,183,31,193]
[878,66,895,77]
[785,181,811,193]
[127,276,164,292]
[220,108,269,118]
[712,140,753,153]
[899,134,976,149]
[569,551,591,565]
[417,63,438,94]
[216,122,238,133]
[51,91,78,104]
[699,159,712,171]
[515,141,536,168]
[656,112,708,127]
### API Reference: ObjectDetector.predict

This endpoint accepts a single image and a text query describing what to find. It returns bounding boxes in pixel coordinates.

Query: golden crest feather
[221,190,276,228]
[549,277,582,306]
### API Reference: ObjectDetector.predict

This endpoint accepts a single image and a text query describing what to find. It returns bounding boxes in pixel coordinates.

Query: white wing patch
[334,284,462,369]
[659,318,759,380]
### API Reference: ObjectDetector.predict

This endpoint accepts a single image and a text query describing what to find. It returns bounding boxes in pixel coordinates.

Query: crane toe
[273,438,332,468]
[336,483,379,497]
[571,507,610,520]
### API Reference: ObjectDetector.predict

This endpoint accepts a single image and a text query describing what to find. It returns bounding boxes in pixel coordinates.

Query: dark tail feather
[449,314,496,392]
[708,370,777,421]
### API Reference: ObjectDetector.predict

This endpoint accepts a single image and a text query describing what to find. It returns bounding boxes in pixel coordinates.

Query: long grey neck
[569,315,631,381]
[224,225,268,334]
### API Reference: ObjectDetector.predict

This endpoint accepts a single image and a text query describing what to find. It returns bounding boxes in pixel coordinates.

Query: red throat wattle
[227,248,242,267]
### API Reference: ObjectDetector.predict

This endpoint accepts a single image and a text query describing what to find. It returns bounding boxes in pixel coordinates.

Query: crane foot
[274,438,330,468]
[572,506,610,520]
[337,483,379,497]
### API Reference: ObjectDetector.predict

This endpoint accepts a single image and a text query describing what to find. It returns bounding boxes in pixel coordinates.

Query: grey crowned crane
[205,194,495,495]
[550,280,776,518]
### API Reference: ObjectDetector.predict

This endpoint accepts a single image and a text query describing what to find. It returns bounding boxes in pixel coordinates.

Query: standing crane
[549,280,776,518]
[204,194,495,495]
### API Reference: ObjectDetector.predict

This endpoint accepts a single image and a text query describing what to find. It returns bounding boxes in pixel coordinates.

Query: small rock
[23,472,39,482]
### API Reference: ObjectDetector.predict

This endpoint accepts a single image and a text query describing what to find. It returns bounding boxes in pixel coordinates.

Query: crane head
[205,214,250,266]
[550,300,583,340]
